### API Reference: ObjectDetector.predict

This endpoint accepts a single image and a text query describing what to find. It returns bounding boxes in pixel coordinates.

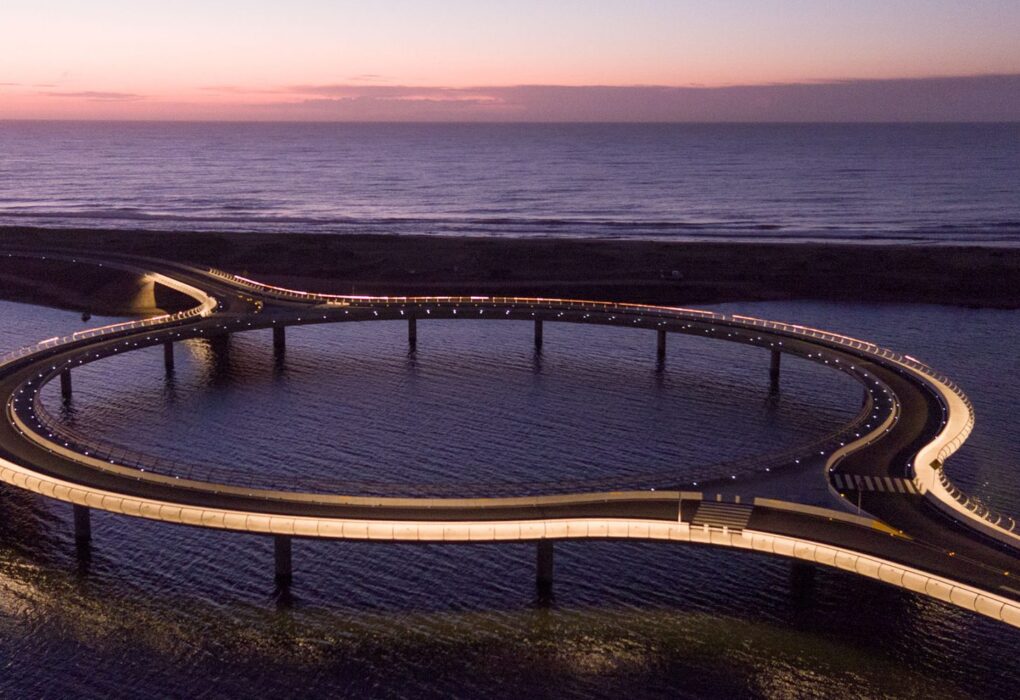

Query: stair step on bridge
[690,501,754,531]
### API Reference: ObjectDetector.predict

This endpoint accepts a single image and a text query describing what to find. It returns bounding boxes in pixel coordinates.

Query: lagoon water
[1,298,1019,697]
[1,122,1019,244]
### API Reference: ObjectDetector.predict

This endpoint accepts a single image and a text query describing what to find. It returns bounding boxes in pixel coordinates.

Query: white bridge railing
[210,266,975,459]
[0,263,1006,538]
[208,267,1010,537]
[0,295,217,371]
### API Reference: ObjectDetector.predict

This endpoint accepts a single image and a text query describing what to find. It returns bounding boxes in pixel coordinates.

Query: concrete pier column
[163,341,175,372]
[73,504,91,545]
[534,319,543,350]
[408,316,417,349]
[274,535,292,585]
[273,325,286,354]
[769,348,781,393]
[657,329,667,362]
[60,369,72,400]
[536,540,554,590]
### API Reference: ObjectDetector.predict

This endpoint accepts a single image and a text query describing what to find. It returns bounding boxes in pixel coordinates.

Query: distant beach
[2,226,1019,313]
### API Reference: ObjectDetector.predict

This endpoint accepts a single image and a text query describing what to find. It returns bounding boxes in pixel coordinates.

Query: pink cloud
[250,75,1020,121]
[5,75,1019,121]
[43,90,144,102]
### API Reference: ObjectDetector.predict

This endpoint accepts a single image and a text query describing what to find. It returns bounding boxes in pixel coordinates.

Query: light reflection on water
[1,298,1018,698]
[47,318,857,494]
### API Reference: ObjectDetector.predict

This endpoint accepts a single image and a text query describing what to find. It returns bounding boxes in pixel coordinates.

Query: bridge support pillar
[534,319,543,350]
[163,341,174,372]
[73,504,91,545]
[273,325,286,355]
[769,348,781,393]
[657,329,667,362]
[408,317,417,349]
[274,535,292,585]
[536,541,554,591]
[60,369,72,400]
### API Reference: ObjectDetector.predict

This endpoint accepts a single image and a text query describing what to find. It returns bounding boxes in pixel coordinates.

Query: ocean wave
[1,121,1018,244]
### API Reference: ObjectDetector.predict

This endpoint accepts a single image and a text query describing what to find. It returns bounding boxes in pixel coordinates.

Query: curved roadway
[0,250,1018,627]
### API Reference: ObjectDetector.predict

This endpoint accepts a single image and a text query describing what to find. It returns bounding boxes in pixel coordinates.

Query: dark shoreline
[2,225,1020,313]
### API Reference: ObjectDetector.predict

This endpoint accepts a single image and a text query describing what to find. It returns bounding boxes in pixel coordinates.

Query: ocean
[0,121,1018,244]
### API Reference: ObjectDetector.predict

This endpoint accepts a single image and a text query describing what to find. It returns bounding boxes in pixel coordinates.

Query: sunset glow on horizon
[3,0,1020,121]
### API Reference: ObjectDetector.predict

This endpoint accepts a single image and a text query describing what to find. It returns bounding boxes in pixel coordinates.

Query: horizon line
[2,118,1019,125]
[5,74,1019,121]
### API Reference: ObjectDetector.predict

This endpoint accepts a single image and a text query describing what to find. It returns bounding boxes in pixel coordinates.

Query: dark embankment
[0,252,194,315]
[2,226,1019,313]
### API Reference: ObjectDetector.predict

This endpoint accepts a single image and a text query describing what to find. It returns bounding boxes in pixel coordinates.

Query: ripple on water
[45,319,859,494]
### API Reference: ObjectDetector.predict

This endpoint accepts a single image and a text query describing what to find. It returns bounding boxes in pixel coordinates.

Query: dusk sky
[3,0,1020,120]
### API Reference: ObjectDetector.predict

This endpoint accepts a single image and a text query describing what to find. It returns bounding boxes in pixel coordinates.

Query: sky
[2,0,1019,121]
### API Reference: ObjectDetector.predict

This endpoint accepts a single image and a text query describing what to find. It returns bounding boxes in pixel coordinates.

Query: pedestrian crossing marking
[831,472,917,494]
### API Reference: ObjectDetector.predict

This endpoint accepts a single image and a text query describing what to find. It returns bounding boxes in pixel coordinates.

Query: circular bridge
[0,250,1018,628]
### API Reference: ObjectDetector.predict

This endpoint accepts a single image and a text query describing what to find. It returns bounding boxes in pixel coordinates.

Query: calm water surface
[1,298,1019,698]
[1,122,1018,244]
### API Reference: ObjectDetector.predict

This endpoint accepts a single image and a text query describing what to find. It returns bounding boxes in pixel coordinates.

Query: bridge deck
[0,249,1017,627]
